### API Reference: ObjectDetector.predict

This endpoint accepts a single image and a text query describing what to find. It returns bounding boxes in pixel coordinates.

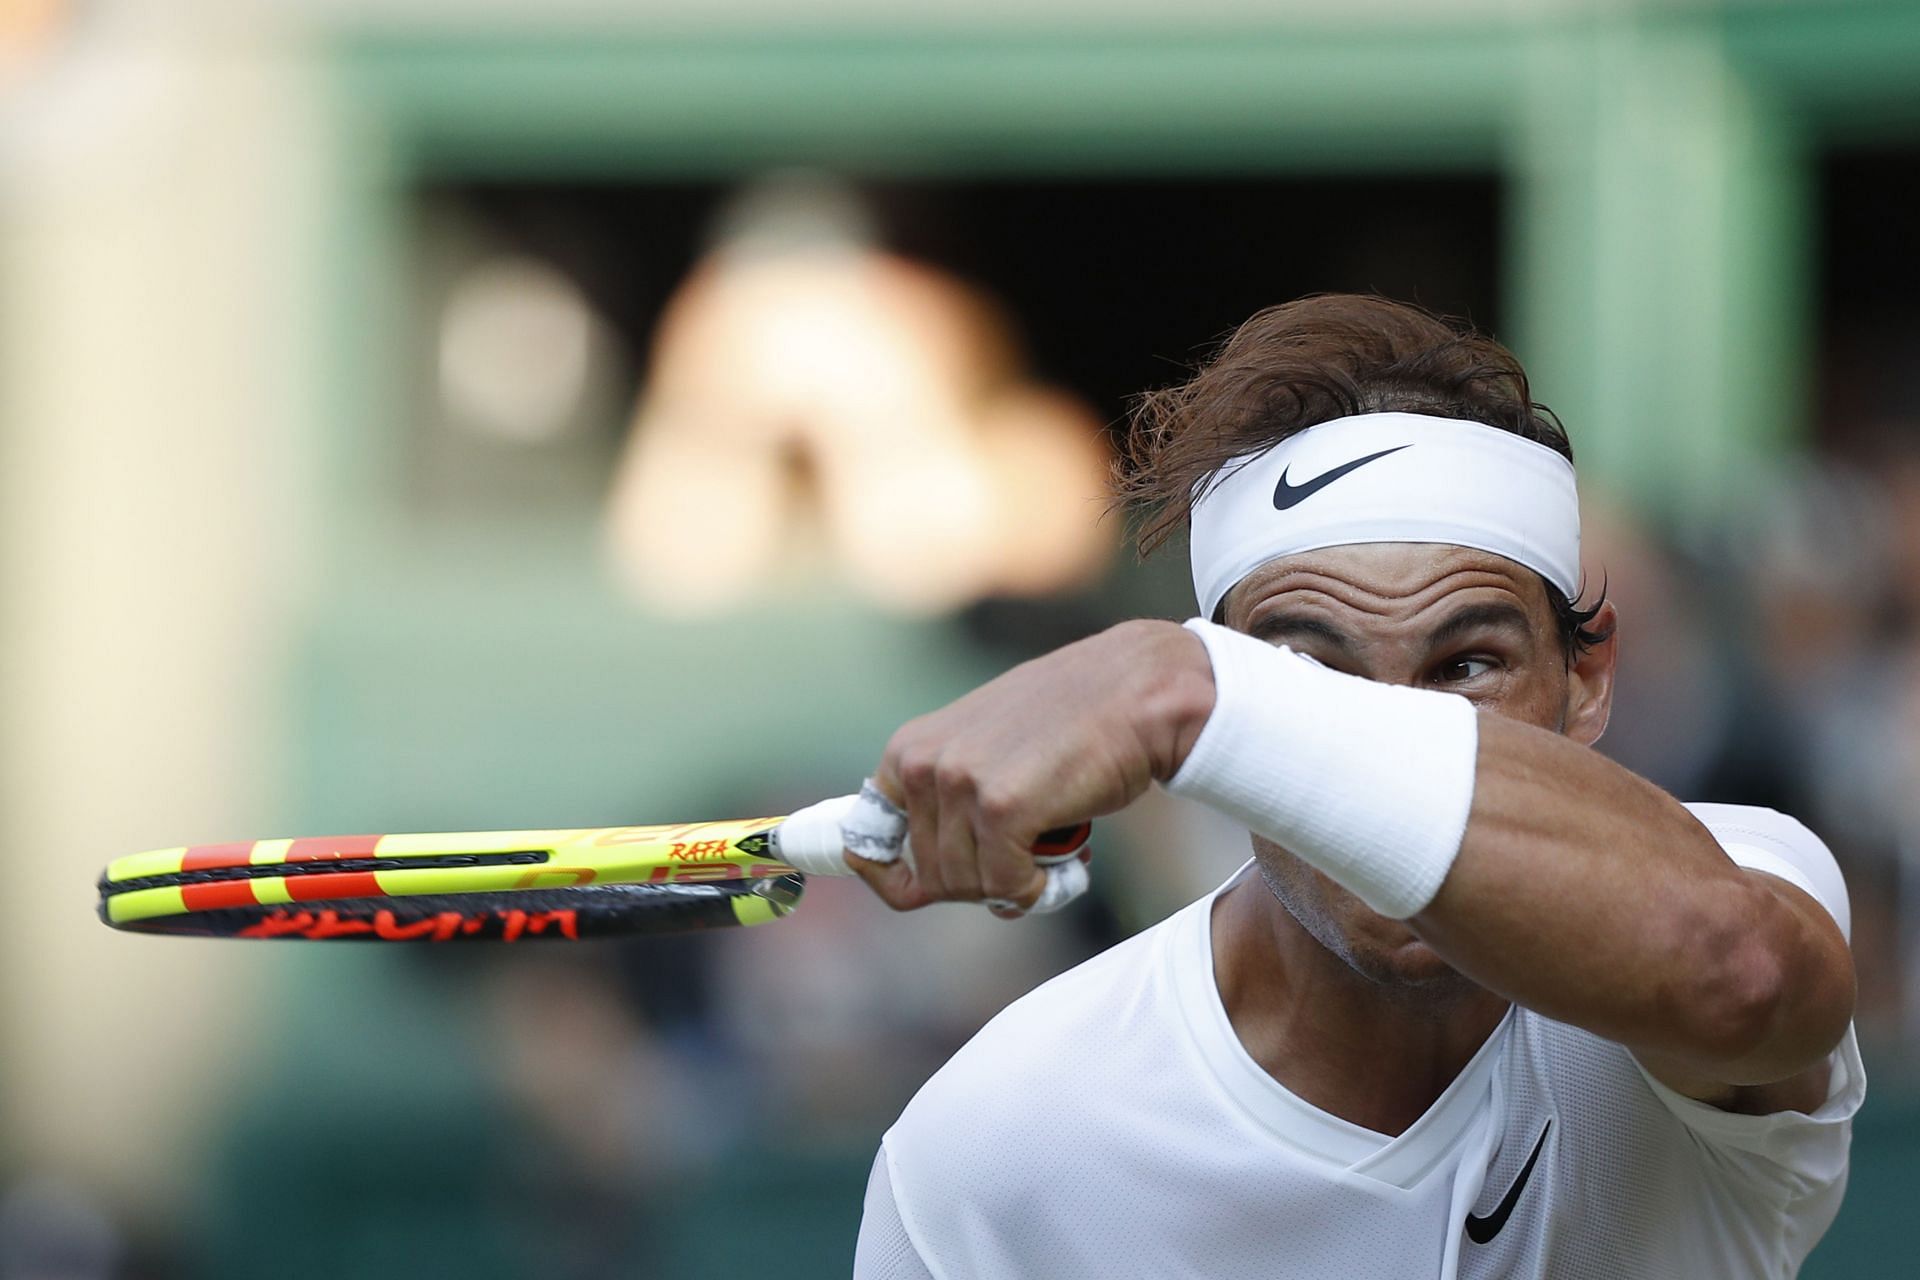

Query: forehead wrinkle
[1240,565,1532,633]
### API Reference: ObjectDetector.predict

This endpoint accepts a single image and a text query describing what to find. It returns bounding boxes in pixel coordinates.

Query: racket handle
[772,793,1092,878]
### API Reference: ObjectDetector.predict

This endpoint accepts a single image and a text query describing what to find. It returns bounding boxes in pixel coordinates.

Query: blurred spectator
[605,172,1112,617]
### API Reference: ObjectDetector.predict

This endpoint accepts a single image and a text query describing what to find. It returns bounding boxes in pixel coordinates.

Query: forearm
[1164,619,1852,1084]
[1413,715,1852,1083]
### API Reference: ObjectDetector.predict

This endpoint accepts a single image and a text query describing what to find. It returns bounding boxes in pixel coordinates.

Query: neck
[1210,873,1509,1137]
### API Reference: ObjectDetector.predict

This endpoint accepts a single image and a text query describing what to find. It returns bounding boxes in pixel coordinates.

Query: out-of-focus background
[4,0,1919,1275]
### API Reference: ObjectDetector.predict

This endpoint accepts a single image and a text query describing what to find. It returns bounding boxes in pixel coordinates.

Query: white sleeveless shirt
[854,804,1863,1279]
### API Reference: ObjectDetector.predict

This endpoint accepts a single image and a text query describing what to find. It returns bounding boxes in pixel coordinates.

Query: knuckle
[878,729,908,771]
[975,784,1023,829]
[897,752,937,796]
[933,758,979,799]
[885,714,927,752]
[888,715,939,758]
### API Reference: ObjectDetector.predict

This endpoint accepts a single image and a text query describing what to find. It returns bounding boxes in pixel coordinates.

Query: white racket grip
[841,779,912,865]
[770,793,864,876]
[772,785,912,874]
[1025,854,1091,915]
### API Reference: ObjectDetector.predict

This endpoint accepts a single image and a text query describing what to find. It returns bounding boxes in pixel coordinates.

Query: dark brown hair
[1116,294,1609,652]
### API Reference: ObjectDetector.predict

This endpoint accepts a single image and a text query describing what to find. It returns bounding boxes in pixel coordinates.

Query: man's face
[1222,542,1616,991]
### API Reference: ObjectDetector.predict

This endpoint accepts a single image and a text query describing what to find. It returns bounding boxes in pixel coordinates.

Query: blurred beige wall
[290,0,1558,30]
[0,7,321,1209]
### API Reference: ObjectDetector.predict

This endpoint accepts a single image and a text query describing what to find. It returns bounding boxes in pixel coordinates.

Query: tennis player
[845,295,1861,1278]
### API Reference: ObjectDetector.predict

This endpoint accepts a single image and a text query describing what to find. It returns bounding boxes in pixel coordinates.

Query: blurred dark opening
[429,172,1504,435]
[872,176,1504,426]
[1815,145,1920,448]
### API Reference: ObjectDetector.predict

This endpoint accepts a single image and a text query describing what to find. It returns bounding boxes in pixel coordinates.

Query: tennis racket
[95,791,1093,942]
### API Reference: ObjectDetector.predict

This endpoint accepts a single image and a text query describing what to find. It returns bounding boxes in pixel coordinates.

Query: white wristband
[1166,619,1480,919]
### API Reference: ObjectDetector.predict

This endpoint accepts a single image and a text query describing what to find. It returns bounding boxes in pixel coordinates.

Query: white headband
[1189,412,1581,619]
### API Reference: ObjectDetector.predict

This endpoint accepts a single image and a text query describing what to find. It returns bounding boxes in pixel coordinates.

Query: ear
[1563,600,1618,747]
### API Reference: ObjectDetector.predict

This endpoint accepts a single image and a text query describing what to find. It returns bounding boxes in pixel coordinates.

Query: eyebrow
[1248,612,1358,657]
[1246,600,1537,657]
[1424,601,1537,651]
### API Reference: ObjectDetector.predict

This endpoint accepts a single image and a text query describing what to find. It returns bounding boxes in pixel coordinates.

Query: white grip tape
[770,781,1094,915]
[1025,854,1091,916]
[770,793,862,876]
[842,779,911,865]
[767,783,912,876]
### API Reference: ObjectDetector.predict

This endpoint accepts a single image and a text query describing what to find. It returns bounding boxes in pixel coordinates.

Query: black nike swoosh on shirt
[1270,445,1411,510]
[1465,1120,1552,1245]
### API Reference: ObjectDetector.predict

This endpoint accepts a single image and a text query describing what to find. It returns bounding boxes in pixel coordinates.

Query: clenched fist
[848,620,1216,916]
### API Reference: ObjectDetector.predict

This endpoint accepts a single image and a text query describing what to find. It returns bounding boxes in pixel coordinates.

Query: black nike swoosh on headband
[1465,1120,1552,1245]
[1271,445,1411,510]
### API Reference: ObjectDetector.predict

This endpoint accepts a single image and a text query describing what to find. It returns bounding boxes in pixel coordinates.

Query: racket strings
[113,876,808,940]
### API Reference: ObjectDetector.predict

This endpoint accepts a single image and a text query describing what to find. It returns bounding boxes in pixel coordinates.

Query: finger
[849,850,933,912]
[873,738,930,882]
[867,758,910,820]
[976,832,1047,912]
[895,752,946,898]
[934,771,984,901]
